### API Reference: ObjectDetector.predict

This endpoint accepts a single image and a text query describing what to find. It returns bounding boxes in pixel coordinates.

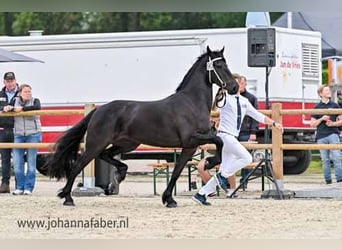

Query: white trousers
[219,133,252,178]
[199,133,252,196]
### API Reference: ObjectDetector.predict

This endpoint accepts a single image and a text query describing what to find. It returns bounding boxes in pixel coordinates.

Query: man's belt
[218,130,237,139]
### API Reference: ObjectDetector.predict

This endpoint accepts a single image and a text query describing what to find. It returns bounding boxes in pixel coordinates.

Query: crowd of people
[0,72,41,196]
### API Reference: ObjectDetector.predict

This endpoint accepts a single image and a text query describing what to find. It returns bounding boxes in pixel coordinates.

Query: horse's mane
[175,52,208,92]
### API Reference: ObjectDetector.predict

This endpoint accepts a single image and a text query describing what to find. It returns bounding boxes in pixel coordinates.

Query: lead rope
[212,87,227,109]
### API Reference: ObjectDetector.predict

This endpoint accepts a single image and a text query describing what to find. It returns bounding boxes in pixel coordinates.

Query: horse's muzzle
[227,84,239,95]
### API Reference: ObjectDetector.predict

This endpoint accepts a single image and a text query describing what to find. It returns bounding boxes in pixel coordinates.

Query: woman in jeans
[10,84,42,195]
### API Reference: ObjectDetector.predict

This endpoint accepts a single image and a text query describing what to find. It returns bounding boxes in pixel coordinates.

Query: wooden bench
[150,160,200,195]
[150,156,271,196]
[150,162,172,195]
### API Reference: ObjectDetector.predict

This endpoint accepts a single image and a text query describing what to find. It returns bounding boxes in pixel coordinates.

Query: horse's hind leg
[98,144,138,182]
[58,150,98,206]
[162,147,197,208]
[99,152,128,183]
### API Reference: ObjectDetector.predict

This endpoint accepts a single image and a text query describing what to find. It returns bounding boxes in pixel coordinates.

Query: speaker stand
[228,156,283,199]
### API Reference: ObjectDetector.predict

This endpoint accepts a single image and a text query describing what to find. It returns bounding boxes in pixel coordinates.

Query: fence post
[83,103,96,188]
[271,103,284,189]
[72,103,104,196]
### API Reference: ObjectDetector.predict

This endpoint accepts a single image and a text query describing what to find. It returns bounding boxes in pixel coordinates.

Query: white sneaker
[12,189,24,195]
[226,189,238,199]
[23,190,32,195]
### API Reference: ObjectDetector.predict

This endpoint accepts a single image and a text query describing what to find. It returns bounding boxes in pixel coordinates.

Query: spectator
[0,72,19,194]
[310,85,342,184]
[10,84,42,195]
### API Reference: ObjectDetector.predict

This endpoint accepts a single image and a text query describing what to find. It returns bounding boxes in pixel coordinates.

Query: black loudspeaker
[248,28,276,67]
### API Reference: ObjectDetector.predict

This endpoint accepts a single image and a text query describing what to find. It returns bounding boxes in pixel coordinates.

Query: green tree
[0,12,16,35]
[11,12,85,35]
[0,12,284,36]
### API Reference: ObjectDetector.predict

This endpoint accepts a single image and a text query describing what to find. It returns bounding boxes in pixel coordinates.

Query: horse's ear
[220,47,225,53]
[207,46,212,54]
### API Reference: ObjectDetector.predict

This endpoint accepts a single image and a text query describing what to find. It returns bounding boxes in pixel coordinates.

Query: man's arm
[249,95,259,140]
[245,100,283,131]
[326,114,342,127]
[263,116,283,131]
[310,115,330,128]
[22,98,41,111]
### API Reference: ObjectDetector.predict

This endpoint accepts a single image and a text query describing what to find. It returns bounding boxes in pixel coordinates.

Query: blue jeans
[0,129,14,185]
[317,133,342,182]
[13,133,42,192]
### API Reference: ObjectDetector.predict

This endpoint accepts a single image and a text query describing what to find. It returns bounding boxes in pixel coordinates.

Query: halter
[207,56,227,89]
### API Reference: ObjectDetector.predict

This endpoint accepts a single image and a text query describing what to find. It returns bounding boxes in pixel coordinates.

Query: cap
[4,72,15,80]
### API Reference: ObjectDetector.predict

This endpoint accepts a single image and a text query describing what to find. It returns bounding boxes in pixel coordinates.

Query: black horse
[44,46,238,208]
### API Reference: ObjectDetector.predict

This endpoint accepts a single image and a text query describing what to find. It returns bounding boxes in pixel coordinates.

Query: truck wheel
[283,150,311,175]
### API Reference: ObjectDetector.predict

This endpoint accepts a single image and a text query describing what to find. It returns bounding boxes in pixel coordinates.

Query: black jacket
[0,85,19,128]
[239,90,259,136]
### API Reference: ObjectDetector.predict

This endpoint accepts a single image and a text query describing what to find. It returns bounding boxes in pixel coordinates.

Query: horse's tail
[44,109,97,180]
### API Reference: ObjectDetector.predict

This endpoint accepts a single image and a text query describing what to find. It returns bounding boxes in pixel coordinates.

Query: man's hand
[249,134,257,141]
[13,106,23,112]
[3,105,13,112]
[273,121,284,133]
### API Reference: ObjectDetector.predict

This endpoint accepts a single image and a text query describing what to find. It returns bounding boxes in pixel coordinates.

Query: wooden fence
[1,103,342,189]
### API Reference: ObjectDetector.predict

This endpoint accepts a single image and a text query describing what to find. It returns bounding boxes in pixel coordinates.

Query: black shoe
[326,179,332,184]
[190,181,198,190]
[240,181,248,190]
[192,193,211,206]
[214,172,228,193]
[0,183,10,193]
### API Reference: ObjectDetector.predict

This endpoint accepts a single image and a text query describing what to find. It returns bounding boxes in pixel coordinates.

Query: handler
[192,87,283,205]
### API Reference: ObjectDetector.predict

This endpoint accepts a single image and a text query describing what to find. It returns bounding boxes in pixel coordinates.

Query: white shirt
[218,94,266,137]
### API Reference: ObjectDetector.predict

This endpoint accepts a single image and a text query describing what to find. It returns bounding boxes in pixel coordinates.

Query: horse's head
[206,46,239,95]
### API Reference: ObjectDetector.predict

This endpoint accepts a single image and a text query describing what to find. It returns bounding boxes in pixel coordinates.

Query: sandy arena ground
[1,168,342,239]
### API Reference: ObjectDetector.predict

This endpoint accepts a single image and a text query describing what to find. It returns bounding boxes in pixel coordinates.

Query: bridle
[206,56,227,89]
[207,56,228,108]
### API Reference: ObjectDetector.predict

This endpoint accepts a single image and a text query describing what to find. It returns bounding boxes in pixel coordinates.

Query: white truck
[0,27,322,174]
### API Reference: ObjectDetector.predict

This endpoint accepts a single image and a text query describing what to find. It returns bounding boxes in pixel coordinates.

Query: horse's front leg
[189,133,224,170]
[204,135,223,170]
[162,148,197,208]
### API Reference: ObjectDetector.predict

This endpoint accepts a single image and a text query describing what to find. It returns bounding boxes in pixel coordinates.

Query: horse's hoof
[63,200,75,206]
[57,189,65,199]
[162,196,167,205]
[166,202,177,208]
